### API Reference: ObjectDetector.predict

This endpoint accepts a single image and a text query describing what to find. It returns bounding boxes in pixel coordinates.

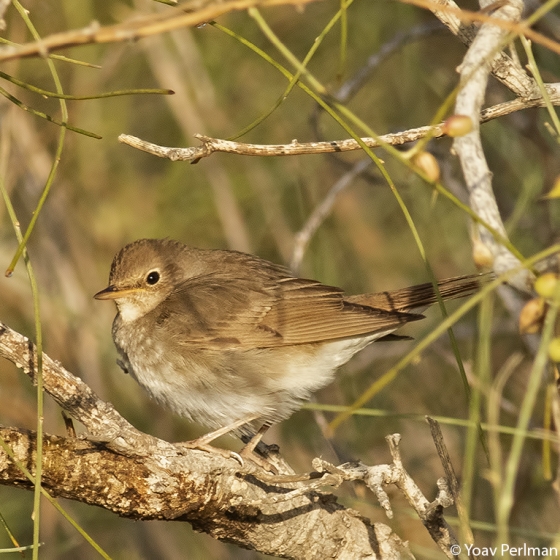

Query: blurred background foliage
[0,0,559,558]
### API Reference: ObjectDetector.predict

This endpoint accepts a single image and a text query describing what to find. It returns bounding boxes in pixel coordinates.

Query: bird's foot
[176,417,280,472]
[238,446,278,474]
[178,438,244,466]
[177,438,278,473]
[238,425,279,473]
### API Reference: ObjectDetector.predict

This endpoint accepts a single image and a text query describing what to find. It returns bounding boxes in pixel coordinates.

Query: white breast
[114,325,394,430]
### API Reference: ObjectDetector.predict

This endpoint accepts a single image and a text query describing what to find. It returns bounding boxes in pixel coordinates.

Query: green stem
[520,36,560,137]
[10,3,70,557]
[0,86,101,138]
[0,166,44,560]
[338,0,348,81]
[461,294,493,542]
[329,244,560,430]
[0,70,173,99]
[496,285,560,549]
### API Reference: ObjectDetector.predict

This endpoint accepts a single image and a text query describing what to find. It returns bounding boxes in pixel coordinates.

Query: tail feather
[345,274,485,313]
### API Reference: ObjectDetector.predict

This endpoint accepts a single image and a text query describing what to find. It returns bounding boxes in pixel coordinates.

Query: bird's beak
[94,285,141,300]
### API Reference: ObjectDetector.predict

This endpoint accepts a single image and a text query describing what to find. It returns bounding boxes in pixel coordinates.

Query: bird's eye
[146,271,160,285]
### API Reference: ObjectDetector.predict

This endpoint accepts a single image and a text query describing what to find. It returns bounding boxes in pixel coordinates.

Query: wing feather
[157,272,420,349]
[151,252,481,350]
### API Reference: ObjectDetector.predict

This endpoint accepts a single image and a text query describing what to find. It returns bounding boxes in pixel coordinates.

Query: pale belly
[114,327,392,430]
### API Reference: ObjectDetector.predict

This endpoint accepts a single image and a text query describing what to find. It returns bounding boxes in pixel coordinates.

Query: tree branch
[448,0,533,291]
[1,319,461,558]
[0,0,322,63]
[117,89,560,162]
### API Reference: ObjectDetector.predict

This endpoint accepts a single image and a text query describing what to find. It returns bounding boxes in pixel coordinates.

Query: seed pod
[413,151,440,182]
[472,238,494,269]
[534,273,559,299]
[442,115,473,137]
[519,297,547,334]
[548,338,560,362]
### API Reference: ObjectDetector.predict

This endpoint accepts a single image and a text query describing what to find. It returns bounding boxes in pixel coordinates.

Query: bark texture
[0,321,412,559]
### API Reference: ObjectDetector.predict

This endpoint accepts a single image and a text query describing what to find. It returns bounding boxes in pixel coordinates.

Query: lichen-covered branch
[0,320,421,559]
[1,425,418,559]
[434,0,535,290]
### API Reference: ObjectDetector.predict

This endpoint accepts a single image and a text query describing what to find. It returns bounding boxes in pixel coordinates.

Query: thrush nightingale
[95,238,480,463]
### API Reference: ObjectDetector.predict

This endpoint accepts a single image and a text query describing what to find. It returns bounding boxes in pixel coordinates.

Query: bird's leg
[184,413,261,447]
[179,416,279,473]
[178,413,261,463]
[240,423,270,457]
[238,424,281,473]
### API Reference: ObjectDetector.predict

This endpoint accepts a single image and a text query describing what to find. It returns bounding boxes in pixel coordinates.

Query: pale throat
[116,294,158,322]
[116,300,146,322]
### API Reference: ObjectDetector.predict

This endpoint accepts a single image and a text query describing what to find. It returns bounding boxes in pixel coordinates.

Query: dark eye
[146,271,160,285]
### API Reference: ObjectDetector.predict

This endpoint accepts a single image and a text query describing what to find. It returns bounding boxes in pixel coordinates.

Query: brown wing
[257,277,420,345]
[157,272,421,349]
[345,274,483,312]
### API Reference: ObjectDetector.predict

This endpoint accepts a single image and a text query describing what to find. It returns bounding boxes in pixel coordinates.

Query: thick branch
[450,0,533,291]
[0,426,411,559]
[408,0,560,57]
[0,320,413,559]
[430,0,538,97]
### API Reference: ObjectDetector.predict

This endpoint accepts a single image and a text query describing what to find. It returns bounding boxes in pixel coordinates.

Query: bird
[94,238,480,466]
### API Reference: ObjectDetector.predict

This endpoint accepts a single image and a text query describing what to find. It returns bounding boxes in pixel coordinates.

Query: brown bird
[95,238,479,464]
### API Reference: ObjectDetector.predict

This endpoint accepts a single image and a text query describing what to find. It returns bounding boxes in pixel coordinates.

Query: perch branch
[1,319,458,558]
[0,425,411,559]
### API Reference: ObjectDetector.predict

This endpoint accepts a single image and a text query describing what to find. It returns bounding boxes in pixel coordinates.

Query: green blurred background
[0,0,559,558]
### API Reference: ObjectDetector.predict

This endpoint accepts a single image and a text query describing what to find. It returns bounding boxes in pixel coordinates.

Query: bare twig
[426,418,462,500]
[427,416,476,558]
[290,158,371,273]
[312,434,461,560]
[117,87,560,161]
[0,0,321,63]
